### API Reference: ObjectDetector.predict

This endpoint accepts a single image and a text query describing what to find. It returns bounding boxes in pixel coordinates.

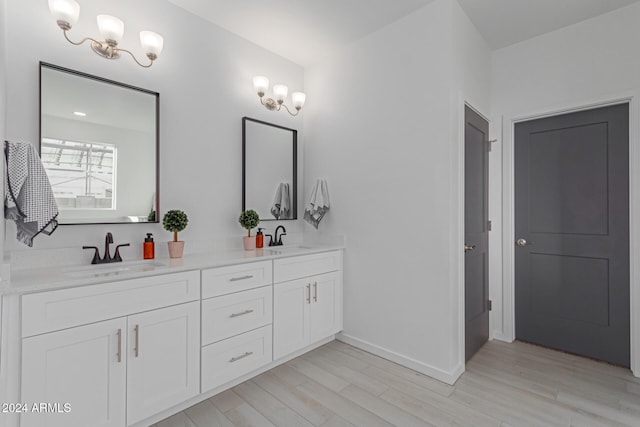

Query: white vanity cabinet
[20,271,201,427]
[9,248,344,427]
[273,251,343,360]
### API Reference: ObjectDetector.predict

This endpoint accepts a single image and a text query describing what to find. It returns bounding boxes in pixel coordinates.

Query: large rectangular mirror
[39,62,159,224]
[243,117,297,220]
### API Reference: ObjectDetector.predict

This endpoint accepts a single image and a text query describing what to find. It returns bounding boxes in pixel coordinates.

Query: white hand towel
[304,179,330,229]
[270,182,291,219]
[4,141,59,246]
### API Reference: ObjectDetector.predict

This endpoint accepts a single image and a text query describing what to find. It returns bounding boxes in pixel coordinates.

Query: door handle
[516,238,530,247]
[464,244,476,253]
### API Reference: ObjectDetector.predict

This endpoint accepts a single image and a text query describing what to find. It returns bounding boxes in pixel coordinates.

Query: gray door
[465,105,490,362]
[515,103,630,367]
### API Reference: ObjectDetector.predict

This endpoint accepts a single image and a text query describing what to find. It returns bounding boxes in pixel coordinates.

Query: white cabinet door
[309,272,342,343]
[126,301,200,426]
[273,278,310,360]
[21,318,127,427]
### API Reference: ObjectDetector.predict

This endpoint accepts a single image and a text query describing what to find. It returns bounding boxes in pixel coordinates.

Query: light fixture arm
[258,95,300,117]
[61,29,155,68]
[280,104,300,117]
[117,48,155,68]
[62,29,100,47]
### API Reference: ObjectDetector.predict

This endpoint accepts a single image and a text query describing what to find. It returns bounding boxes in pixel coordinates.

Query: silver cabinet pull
[313,282,318,302]
[134,324,140,357]
[229,309,254,318]
[116,328,122,363]
[306,284,311,304]
[516,238,530,247]
[230,275,254,282]
[229,351,253,363]
[464,244,476,252]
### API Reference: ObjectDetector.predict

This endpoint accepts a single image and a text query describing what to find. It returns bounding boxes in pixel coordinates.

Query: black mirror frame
[39,61,160,225]
[242,117,298,221]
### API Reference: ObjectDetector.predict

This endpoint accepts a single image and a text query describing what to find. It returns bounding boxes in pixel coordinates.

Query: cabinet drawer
[201,325,272,393]
[202,286,272,345]
[22,270,201,338]
[202,261,272,298]
[273,250,342,283]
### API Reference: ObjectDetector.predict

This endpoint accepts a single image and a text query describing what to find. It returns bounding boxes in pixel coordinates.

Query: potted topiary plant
[238,209,260,250]
[163,209,188,258]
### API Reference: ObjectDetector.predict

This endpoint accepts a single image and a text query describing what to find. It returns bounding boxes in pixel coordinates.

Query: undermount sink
[265,245,315,254]
[64,260,166,278]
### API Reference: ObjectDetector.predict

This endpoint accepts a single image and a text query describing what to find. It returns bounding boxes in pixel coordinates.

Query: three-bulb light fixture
[253,76,306,116]
[48,0,164,68]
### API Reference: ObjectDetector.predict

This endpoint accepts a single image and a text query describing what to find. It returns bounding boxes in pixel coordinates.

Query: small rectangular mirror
[242,117,297,220]
[39,62,159,224]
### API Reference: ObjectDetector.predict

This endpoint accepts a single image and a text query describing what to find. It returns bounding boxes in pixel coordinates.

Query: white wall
[304,0,489,383]
[0,0,6,267]
[3,0,304,262]
[489,2,640,373]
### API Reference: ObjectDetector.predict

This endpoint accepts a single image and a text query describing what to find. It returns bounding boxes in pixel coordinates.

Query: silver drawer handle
[116,328,122,363]
[230,275,254,282]
[229,309,254,318]
[134,324,140,358]
[229,351,253,363]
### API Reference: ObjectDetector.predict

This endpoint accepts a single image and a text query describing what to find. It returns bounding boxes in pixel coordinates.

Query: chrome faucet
[270,225,287,246]
[83,232,130,264]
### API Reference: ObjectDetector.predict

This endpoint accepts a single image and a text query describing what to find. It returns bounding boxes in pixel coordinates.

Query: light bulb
[273,84,288,104]
[97,15,124,46]
[291,92,306,110]
[48,0,80,29]
[253,76,269,97]
[140,31,164,60]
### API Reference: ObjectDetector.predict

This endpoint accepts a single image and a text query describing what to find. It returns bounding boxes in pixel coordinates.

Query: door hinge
[487,300,492,311]
[487,220,492,231]
[487,139,497,152]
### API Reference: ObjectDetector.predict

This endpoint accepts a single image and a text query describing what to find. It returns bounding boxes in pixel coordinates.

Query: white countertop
[2,244,344,296]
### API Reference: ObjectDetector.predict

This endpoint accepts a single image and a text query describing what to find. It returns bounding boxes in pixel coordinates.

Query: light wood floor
[153,340,640,427]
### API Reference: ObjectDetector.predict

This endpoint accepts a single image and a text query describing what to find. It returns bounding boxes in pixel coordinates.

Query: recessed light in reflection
[73,111,87,117]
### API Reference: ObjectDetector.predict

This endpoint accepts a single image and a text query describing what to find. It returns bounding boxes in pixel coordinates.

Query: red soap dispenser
[143,233,155,259]
[256,228,264,248]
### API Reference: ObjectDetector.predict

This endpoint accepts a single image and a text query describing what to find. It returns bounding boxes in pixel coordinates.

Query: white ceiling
[456,0,640,50]
[167,0,640,66]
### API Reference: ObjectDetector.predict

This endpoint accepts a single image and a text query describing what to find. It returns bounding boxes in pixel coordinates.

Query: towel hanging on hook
[304,178,330,229]
[4,140,59,246]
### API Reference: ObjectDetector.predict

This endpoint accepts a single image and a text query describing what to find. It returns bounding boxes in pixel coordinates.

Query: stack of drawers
[200,261,274,392]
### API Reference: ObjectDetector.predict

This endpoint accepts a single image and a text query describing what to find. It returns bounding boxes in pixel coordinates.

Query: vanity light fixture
[253,76,306,116]
[48,0,164,68]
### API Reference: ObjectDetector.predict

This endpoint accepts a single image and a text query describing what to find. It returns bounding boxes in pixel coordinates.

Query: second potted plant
[163,209,188,258]
[238,209,260,250]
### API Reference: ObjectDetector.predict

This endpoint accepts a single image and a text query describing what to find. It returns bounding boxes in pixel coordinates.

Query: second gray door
[515,103,629,366]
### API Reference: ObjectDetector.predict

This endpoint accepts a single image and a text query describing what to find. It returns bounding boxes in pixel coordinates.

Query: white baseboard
[336,333,463,385]
[492,332,515,343]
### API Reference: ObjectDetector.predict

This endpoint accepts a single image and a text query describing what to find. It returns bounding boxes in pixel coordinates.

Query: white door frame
[499,92,640,375]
